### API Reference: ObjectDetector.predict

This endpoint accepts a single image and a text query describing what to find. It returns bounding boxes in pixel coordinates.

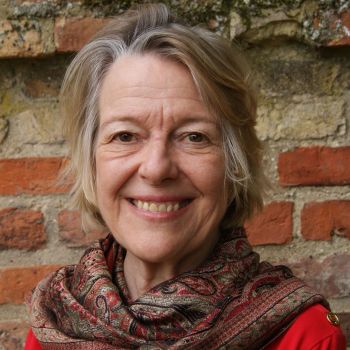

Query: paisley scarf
[29,228,327,349]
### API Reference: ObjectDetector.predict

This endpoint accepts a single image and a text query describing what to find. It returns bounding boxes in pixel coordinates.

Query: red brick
[278,146,350,186]
[0,208,46,249]
[0,321,29,350]
[301,201,350,240]
[55,17,110,52]
[58,210,106,247]
[0,157,71,195]
[245,202,293,246]
[0,265,61,304]
[285,254,350,299]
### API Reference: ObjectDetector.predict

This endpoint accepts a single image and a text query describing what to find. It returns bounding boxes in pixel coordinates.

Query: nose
[138,138,179,185]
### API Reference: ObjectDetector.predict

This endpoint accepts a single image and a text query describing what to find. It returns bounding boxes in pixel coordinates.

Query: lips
[129,199,192,213]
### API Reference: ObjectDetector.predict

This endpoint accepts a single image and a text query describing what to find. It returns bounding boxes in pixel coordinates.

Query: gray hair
[60,3,266,231]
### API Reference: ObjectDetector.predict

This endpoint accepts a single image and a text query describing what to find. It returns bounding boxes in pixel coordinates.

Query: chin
[127,240,184,264]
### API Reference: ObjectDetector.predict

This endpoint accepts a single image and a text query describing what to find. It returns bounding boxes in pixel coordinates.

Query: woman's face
[96,54,228,266]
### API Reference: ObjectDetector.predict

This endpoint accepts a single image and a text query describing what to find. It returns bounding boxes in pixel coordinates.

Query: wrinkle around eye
[96,133,142,156]
[176,141,221,156]
[98,144,141,158]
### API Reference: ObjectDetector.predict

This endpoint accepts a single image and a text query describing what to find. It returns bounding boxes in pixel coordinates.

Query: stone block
[338,313,350,345]
[3,109,64,148]
[0,320,29,350]
[257,96,345,140]
[23,79,60,98]
[0,116,9,144]
[286,254,350,299]
[318,10,350,47]
[0,19,54,58]
[251,58,340,96]
[21,56,67,99]
[241,20,302,44]
[236,5,350,47]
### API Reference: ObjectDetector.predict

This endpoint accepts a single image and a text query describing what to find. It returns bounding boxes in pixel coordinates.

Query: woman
[25,4,345,349]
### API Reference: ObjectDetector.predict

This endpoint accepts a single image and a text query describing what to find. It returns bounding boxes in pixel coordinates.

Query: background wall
[0,0,349,348]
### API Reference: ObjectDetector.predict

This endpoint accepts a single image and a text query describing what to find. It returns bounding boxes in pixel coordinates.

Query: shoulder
[266,304,346,350]
[24,329,42,350]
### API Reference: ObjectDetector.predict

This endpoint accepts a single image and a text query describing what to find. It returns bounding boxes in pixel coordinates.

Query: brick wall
[0,0,349,348]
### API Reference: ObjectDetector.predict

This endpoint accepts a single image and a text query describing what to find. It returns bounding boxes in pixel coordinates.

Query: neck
[124,256,177,300]
[123,236,218,301]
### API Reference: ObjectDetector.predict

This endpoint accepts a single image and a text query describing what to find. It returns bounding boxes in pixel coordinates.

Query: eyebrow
[99,114,218,131]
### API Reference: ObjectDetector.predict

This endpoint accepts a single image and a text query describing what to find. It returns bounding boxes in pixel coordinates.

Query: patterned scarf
[29,228,327,349]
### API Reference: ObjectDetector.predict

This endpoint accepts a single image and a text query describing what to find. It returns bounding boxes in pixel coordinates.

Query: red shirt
[25,304,346,350]
[267,304,346,349]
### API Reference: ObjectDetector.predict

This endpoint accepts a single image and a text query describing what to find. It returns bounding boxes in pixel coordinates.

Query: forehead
[98,54,211,118]
[101,53,198,97]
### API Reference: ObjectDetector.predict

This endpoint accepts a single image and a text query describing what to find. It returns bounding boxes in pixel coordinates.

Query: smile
[129,199,192,212]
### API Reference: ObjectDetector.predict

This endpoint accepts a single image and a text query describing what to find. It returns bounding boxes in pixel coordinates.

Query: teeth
[149,203,158,212]
[158,204,166,212]
[134,200,184,213]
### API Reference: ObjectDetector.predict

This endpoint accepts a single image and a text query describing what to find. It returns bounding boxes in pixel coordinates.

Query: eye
[187,132,206,143]
[113,132,135,142]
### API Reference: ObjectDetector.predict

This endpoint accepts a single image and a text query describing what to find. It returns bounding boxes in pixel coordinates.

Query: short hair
[60,3,267,231]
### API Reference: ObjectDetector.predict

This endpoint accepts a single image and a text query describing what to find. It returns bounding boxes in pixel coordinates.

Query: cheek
[95,157,109,196]
[206,162,228,210]
[95,155,124,202]
[188,156,226,197]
